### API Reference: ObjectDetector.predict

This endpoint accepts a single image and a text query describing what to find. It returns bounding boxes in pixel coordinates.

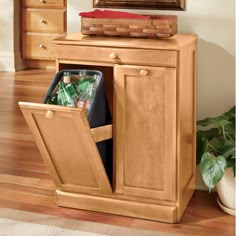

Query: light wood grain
[176,41,197,221]
[24,59,56,69]
[46,33,197,222]
[19,102,112,195]
[0,69,234,235]
[114,65,176,201]
[22,33,62,59]
[21,0,67,66]
[57,45,177,67]
[23,9,66,33]
[56,190,177,223]
[22,0,65,8]
[91,124,113,143]
[53,32,197,50]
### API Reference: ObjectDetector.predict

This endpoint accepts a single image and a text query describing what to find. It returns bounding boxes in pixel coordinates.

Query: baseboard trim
[0,52,25,72]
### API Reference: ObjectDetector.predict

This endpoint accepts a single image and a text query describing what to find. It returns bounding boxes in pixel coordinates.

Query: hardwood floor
[0,69,234,235]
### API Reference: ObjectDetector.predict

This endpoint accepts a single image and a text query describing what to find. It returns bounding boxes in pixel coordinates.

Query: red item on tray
[79,9,151,19]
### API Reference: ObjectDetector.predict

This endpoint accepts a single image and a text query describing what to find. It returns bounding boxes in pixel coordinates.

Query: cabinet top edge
[53,33,198,50]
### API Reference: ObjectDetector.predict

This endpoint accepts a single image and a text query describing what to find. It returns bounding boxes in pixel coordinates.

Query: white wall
[0,0,24,71]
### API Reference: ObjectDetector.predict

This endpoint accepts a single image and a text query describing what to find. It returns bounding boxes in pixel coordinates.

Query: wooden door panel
[19,102,112,195]
[114,65,176,201]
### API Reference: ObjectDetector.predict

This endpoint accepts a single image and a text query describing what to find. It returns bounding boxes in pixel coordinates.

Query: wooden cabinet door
[114,65,176,201]
[19,102,112,195]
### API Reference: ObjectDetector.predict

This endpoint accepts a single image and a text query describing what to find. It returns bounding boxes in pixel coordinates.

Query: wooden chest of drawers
[21,0,67,68]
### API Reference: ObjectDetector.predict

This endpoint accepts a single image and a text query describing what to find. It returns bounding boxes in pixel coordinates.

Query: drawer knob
[109,53,117,59]
[40,19,46,24]
[39,44,45,49]
[40,0,45,3]
[140,69,148,76]
[45,110,54,119]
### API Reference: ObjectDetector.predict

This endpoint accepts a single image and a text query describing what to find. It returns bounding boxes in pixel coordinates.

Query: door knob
[109,53,117,59]
[45,110,54,119]
[139,69,148,76]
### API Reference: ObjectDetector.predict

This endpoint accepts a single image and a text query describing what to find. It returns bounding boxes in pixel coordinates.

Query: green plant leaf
[221,145,236,158]
[218,120,232,127]
[210,137,223,150]
[196,131,208,165]
[224,140,235,146]
[223,106,236,119]
[200,153,227,192]
[201,128,219,139]
[226,158,235,168]
[197,117,220,127]
[224,123,235,135]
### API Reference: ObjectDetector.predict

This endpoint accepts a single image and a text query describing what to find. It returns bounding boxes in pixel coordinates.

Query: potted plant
[197,106,235,215]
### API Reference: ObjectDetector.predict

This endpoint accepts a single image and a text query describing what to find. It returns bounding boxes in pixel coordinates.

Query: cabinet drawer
[22,0,65,8]
[24,9,65,33]
[22,33,61,59]
[58,45,177,67]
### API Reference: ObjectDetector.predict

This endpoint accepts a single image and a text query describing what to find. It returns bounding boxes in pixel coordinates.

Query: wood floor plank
[0,159,48,172]
[0,167,51,180]
[0,155,44,166]
[0,182,54,197]
[0,174,53,189]
[0,190,54,206]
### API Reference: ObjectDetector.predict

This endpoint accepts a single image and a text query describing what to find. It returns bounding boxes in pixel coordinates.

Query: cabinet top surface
[53,33,197,50]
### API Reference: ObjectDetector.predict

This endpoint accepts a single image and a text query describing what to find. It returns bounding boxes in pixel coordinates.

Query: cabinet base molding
[56,190,177,223]
[25,59,56,70]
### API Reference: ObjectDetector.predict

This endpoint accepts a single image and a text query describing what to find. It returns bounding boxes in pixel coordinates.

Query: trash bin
[43,69,113,183]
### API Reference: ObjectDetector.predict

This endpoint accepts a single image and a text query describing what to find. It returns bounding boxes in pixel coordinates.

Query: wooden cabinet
[19,33,197,223]
[21,0,67,68]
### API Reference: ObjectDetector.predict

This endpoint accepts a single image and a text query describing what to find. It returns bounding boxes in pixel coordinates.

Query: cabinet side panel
[177,40,197,220]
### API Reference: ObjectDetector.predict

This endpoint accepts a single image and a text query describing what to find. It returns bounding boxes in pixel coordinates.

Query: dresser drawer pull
[39,44,46,49]
[40,19,46,24]
[139,69,149,76]
[40,0,45,3]
[109,53,117,59]
[45,110,54,119]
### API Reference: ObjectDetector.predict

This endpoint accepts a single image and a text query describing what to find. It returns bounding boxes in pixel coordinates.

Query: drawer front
[58,45,177,67]
[23,33,61,59]
[24,9,65,33]
[22,0,65,8]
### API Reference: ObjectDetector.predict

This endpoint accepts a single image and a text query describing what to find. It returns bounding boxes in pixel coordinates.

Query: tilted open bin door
[19,102,112,195]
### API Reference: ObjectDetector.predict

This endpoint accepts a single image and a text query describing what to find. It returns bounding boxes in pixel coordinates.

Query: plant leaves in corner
[200,153,227,192]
